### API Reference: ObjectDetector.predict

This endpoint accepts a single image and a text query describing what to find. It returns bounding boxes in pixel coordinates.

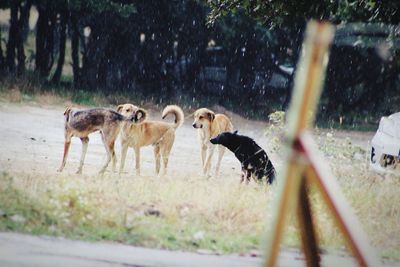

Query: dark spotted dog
[58,107,138,174]
[210,131,275,184]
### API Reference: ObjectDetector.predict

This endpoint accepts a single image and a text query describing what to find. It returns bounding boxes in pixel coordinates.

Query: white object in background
[370,112,400,173]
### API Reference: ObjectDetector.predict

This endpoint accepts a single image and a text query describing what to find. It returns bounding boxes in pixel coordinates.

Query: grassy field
[4,164,399,258]
[0,85,399,263]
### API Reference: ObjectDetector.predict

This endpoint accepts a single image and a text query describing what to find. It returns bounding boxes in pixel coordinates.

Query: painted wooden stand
[263,21,379,267]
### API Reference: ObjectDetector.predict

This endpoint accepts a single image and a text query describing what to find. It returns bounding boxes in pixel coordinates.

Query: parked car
[201,46,293,95]
[370,112,400,173]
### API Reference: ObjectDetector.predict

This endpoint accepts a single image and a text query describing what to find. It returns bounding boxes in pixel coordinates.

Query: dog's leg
[214,145,225,176]
[109,127,120,173]
[201,144,207,168]
[161,134,174,176]
[76,137,89,174]
[245,170,251,184]
[134,147,141,176]
[99,125,119,174]
[110,140,117,172]
[119,143,128,174]
[240,167,248,184]
[254,169,264,183]
[57,136,72,172]
[162,155,169,176]
[154,145,161,175]
[161,146,172,176]
[99,132,112,174]
[203,145,215,176]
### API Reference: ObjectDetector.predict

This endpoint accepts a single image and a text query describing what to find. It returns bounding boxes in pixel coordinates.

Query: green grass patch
[0,171,272,254]
[1,151,400,260]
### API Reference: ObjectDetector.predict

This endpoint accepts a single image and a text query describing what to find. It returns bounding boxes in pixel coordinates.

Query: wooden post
[262,20,379,267]
[299,132,379,266]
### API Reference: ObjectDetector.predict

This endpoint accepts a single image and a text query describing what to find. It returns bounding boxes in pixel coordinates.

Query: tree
[5,0,19,74]
[3,0,31,76]
[31,0,136,84]
[51,10,67,84]
[17,0,31,74]
[35,2,54,77]
[207,1,400,28]
[71,0,136,89]
[0,29,4,74]
[207,0,400,115]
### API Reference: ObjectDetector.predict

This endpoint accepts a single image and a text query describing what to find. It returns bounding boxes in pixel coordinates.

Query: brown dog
[192,108,233,176]
[58,107,137,174]
[117,104,184,176]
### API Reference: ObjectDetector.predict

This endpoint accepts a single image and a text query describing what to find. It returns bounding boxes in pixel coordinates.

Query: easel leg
[300,132,379,267]
[264,153,305,267]
[297,177,320,267]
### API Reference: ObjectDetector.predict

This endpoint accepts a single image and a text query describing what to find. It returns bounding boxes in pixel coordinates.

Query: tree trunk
[80,21,109,90]
[46,14,56,74]
[20,0,31,42]
[16,0,31,75]
[35,6,46,76]
[52,11,67,84]
[0,30,5,73]
[6,1,19,74]
[35,5,55,78]
[70,13,81,87]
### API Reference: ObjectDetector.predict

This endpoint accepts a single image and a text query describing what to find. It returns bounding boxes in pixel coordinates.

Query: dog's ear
[233,130,238,134]
[207,112,215,122]
[134,108,147,123]
[116,104,124,113]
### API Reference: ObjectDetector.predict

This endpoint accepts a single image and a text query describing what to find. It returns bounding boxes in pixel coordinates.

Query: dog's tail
[162,105,184,129]
[63,106,73,122]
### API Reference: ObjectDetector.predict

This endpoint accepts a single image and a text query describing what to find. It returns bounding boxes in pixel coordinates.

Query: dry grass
[1,132,400,260]
[313,131,400,260]
[0,171,273,253]
[0,78,67,105]
[0,93,399,261]
[0,79,179,110]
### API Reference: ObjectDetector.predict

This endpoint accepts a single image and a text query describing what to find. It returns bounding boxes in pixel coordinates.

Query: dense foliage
[207,0,400,119]
[207,1,400,27]
[0,0,399,123]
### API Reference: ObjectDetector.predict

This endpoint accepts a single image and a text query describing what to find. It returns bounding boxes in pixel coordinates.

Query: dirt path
[0,102,373,177]
[0,103,278,177]
[3,232,385,267]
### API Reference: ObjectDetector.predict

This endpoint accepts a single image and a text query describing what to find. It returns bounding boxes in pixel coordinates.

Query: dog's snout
[193,123,202,128]
[192,123,203,129]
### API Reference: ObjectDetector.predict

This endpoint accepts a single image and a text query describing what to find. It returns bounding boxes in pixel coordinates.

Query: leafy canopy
[207,0,400,27]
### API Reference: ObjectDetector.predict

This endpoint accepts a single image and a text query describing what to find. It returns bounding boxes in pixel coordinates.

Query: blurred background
[0,0,399,128]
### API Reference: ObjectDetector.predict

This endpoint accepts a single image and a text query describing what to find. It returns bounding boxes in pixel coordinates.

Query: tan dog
[58,107,137,174]
[192,108,233,176]
[117,104,184,176]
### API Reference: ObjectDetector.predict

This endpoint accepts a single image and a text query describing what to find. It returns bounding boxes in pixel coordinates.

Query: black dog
[210,131,275,184]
